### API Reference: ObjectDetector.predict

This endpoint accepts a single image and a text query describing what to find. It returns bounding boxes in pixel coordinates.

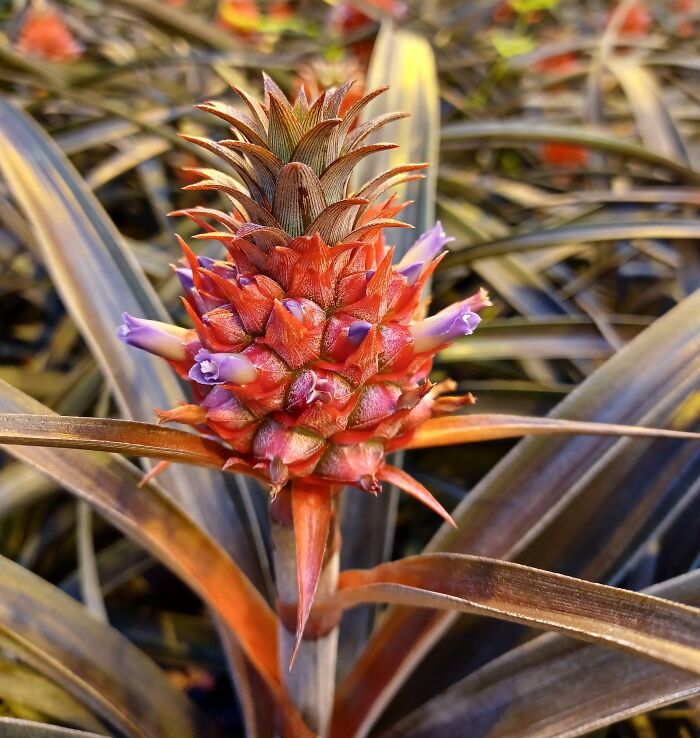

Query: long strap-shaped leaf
[0,414,230,468]
[440,120,700,182]
[1,412,698,468]
[332,555,700,674]
[381,570,700,738]
[404,414,700,447]
[0,380,311,738]
[443,220,700,264]
[0,719,108,738]
[0,555,203,738]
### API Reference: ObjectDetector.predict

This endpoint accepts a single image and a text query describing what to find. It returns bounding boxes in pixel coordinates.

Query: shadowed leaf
[0,556,204,738]
[382,570,700,738]
[333,555,700,674]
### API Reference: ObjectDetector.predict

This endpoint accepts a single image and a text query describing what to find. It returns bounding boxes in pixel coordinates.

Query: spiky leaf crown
[120,76,489,499]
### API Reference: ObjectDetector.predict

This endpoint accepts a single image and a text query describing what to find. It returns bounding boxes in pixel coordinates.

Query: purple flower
[175,267,195,292]
[282,299,304,322]
[398,261,424,286]
[410,290,490,352]
[347,320,372,347]
[189,349,257,385]
[397,221,453,271]
[117,313,188,360]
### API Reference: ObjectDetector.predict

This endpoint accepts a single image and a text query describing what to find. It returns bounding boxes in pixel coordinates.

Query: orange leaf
[406,414,700,449]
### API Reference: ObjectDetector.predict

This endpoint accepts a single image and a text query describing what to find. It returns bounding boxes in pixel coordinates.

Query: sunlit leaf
[0,663,106,735]
[333,555,700,674]
[0,719,108,738]
[352,24,439,258]
[0,413,230,469]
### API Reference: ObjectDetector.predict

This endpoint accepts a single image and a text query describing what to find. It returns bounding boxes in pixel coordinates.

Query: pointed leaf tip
[378,465,456,528]
[290,483,332,666]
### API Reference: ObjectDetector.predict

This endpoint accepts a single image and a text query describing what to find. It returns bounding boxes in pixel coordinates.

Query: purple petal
[175,267,194,292]
[397,221,453,270]
[117,313,187,360]
[189,349,257,385]
[201,385,232,408]
[282,299,304,322]
[347,320,372,347]
[410,296,487,352]
[398,261,424,286]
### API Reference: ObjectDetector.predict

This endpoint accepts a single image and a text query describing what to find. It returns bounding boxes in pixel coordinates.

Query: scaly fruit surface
[119,76,488,512]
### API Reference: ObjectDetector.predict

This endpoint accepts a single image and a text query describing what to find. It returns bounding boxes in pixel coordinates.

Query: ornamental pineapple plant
[119,75,489,660]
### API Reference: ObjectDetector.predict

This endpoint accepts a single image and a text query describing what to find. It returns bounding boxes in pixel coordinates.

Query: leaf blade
[382,570,700,738]
[334,555,700,674]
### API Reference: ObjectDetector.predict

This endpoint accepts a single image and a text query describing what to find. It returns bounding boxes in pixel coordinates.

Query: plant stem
[270,488,340,737]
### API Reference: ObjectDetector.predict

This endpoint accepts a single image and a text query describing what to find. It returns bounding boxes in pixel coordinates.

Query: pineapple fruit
[119,75,489,640]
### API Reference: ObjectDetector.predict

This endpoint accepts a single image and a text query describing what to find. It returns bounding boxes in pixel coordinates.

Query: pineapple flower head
[119,75,490,646]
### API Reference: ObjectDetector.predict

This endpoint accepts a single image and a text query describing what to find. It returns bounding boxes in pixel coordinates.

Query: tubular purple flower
[347,320,372,347]
[189,348,257,385]
[410,289,491,352]
[176,267,194,292]
[397,221,453,270]
[117,313,188,360]
[398,261,424,286]
[282,299,304,322]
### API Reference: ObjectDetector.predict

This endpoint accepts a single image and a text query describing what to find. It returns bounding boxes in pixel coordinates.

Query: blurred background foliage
[0,0,699,736]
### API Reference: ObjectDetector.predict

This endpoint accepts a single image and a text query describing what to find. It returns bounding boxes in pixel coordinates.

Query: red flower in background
[17,7,83,62]
[534,52,578,75]
[541,141,589,167]
[614,1,652,35]
[329,0,406,65]
[217,0,292,38]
